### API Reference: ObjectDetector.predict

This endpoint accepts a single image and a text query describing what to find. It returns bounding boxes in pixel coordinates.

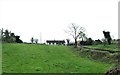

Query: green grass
[83,44,119,51]
[2,43,113,73]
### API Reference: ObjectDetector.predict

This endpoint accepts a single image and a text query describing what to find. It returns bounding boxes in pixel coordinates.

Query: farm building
[46,40,65,45]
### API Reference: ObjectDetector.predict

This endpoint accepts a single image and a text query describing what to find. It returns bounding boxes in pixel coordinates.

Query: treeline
[67,38,119,46]
[1,28,23,43]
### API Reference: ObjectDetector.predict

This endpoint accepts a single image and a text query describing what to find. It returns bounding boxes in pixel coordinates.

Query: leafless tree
[65,23,85,47]
[34,39,38,44]
[31,37,34,43]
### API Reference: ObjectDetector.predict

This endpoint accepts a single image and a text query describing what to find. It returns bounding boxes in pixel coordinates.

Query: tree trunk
[75,38,77,48]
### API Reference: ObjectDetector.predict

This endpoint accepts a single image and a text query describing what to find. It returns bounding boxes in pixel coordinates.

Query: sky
[0,0,119,43]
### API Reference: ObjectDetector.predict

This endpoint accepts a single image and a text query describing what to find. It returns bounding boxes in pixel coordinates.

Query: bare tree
[34,39,38,44]
[65,23,85,47]
[31,37,34,43]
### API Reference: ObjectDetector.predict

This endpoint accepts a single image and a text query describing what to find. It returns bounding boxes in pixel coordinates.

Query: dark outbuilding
[46,40,65,45]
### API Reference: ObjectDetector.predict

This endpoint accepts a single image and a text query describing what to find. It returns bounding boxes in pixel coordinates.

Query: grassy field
[2,43,114,73]
[83,44,119,52]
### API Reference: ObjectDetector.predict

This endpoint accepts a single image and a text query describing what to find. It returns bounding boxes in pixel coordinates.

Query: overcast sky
[0,0,119,43]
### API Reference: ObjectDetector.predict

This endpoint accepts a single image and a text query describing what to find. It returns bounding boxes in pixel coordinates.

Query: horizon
[0,0,119,43]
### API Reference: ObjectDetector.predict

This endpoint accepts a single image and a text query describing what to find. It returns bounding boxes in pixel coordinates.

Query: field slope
[2,43,113,73]
[83,44,119,52]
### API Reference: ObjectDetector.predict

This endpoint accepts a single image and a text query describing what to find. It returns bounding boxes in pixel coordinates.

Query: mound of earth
[105,67,120,75]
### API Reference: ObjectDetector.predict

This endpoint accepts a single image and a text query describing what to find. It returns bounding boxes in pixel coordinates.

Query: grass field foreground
[2,43,114,73]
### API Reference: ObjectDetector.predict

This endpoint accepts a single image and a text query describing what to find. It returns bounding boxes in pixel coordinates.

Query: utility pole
[40,32,42,44]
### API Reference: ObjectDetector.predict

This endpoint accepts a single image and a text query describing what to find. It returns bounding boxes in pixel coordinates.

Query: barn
[46,40,65,45]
